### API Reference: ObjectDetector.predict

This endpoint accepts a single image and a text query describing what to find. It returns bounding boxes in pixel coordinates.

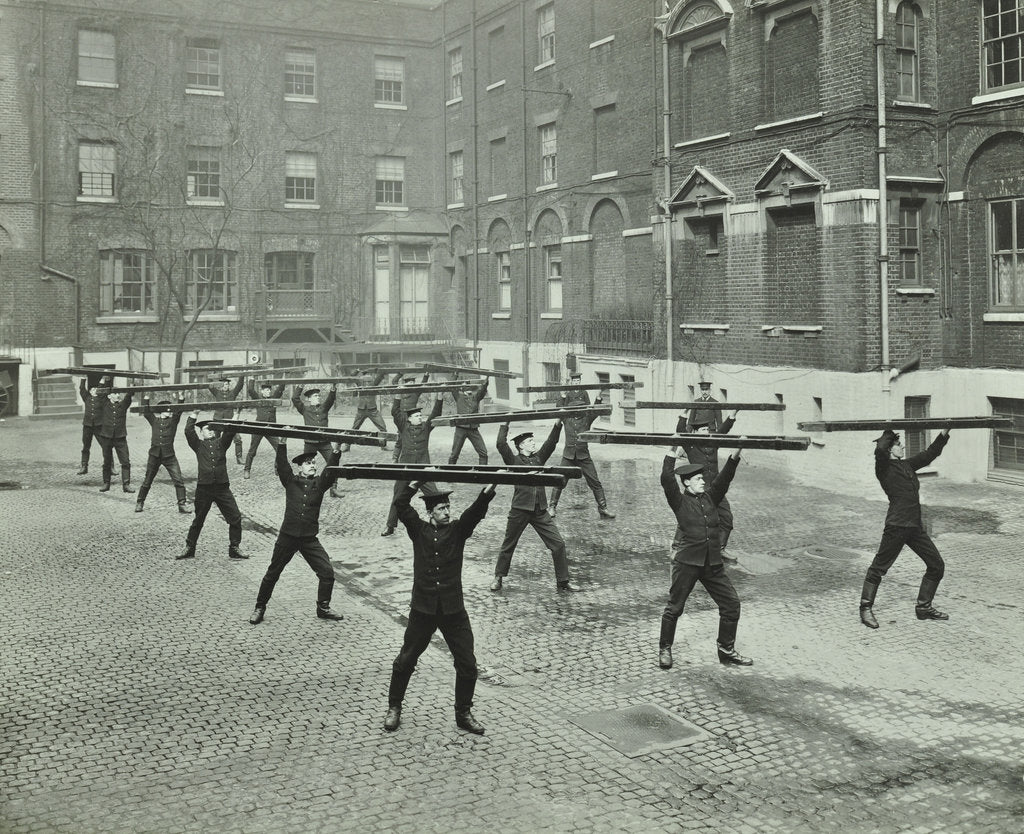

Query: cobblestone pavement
[2,412,1022,834]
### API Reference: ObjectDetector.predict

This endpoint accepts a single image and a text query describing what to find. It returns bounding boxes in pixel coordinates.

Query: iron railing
[258,288,333,318]
[352,315,460,344]
[579,318,656,357]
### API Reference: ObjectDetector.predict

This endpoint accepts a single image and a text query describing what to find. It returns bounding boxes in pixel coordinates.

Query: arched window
[895,2,920,101]
[668,2,732,143]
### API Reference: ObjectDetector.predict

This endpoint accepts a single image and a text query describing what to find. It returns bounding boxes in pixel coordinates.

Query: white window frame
[544,244,562,311]
[983,0,1024,93]
[897,202,921,286]
[285,151,318,205]
[78,30,116,87]
[187,250,238,315]
[537,4,556,65]
[285,47,316,100]
[78,141,116,201]
[449,47,463,100]
[374,246,391,334]
[99,250,156,316]
[497,251,512,310]
[450,151,464,204]
[186,38,222,92]
[374,56,405,105]
[895,2,920,102]
[399,245,430,330]
[187,146,222,203]
[989,197,1024,310]
[540,123,557,185]
[375,156,405,206]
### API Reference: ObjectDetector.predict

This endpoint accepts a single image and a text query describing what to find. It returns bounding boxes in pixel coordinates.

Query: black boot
[176,545,196,560]
[122,465,135,493]
[249,606,265,625]
[455,707,485,735]
[659,645,673,669]
[595,487,615,518]
[175,486,190,514]
[316,602,344,621]
[99,481,111,492]
[383,706,401,732]
[915,577,949,621]
[717,643,753,666]
[77,454,89,475]
[549,486,562,518]
[228,545,249,560]
[860,579,880,629]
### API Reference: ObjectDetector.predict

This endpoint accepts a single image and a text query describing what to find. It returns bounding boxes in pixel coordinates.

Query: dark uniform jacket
[681,415,735,481]
[185,417,237,484]
[556,391,599,460]
[276,444,341,538]
[395,373,430,412]
[686,394,723,433]
[392,396,443,463]
[496,422,561,511]
[80,380,107,428]
[247,380,285,422]
[355,372,387,410]
[208,378,244,420]
[395,483,495,614]
[660,453,738,567]
[143,401,183,454]
[292,386,337,428]
[875,433,948,528]
[453,378,488,415]
[98,394,133,438]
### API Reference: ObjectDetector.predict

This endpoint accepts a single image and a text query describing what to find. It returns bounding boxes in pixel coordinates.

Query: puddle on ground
[926,506,1002,535]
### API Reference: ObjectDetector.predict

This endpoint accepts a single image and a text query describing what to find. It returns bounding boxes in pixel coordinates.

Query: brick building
[3,0,1024,485]
[655,0,1024,486]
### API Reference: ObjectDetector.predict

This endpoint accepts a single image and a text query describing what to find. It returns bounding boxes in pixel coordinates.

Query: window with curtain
[375,56,405,103]
[285,152,317,203]
[78,30,116,85]
[78,142,116,198]
[187,250,237,313]
[99,250,155,315]
[375,156,405,205]
[285,48,316,98]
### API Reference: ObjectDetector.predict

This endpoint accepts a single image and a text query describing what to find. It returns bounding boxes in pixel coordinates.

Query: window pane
[186,40,221,89]
[79,30,116,84]
[285,48,315,97]
[993,200,1014,251]
[79,143,116,196]
[375,57,405,103]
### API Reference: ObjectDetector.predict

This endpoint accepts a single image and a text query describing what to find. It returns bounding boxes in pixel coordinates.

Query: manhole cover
[568,703,708,758]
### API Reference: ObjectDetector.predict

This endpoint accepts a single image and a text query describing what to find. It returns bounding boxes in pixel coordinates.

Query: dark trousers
[303,440,334,464]
[494,508,569,582]
[256,533,335,607]
[448,427,488,465]
[244,434,271,470]
[660,560,741,649]
[551,454,607,509]
[353,408,388,433]
[388,607,477,709]
[717,497,734,549]
[186,482,242,548]
[98,435,130,484]
[140,451,184,495]
[81,424,103,461]
[865,524,945,587]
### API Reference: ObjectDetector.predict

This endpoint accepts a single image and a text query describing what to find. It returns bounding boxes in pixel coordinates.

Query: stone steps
[30,373,82,420]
